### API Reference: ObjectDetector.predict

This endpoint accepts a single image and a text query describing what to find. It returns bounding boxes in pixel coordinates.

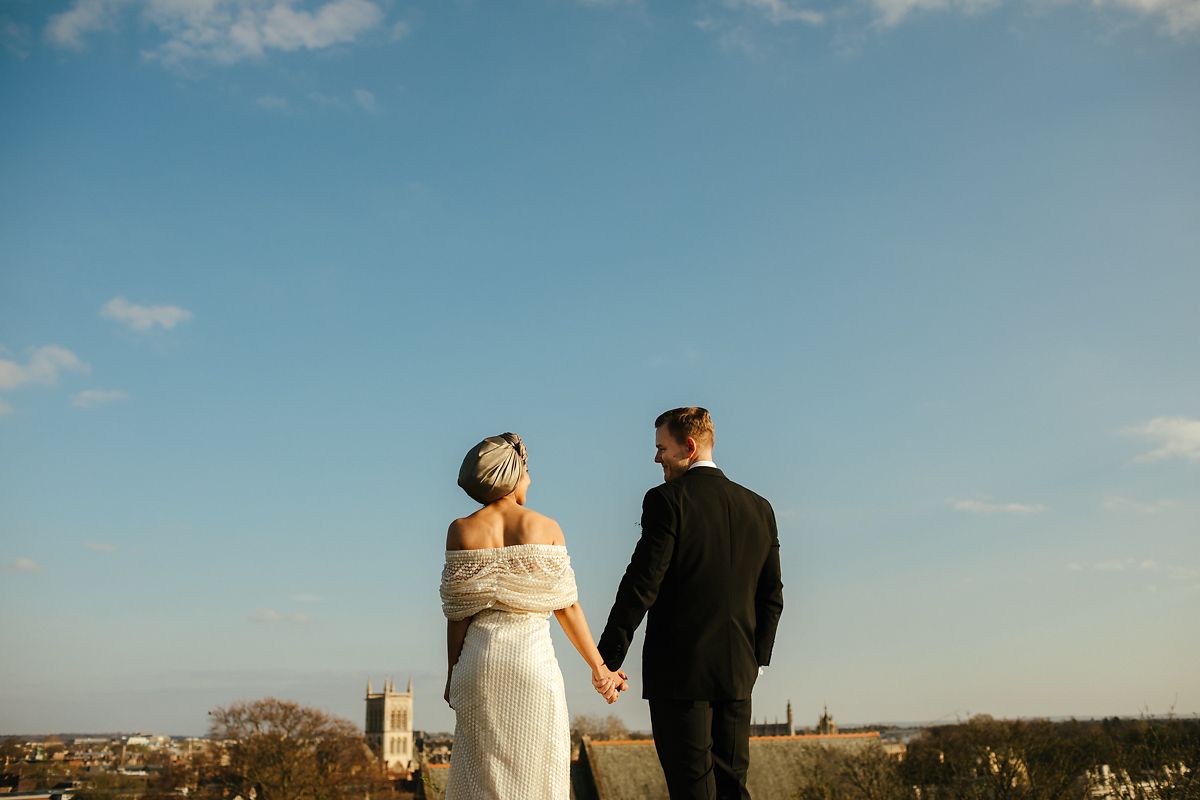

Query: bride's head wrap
[458,432,528,504]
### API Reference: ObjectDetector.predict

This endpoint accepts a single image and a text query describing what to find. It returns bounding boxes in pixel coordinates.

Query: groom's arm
[754,503,784,667]
[596,487,677,671]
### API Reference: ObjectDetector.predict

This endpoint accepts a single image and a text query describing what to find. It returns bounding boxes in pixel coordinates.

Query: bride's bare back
[446,500,565,551]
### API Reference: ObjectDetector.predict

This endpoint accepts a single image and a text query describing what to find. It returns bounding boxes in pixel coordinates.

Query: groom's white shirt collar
[688,460,717,470]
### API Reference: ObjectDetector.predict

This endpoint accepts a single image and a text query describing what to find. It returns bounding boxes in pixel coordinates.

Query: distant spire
[407,676,413,694]
[367,678,373,695]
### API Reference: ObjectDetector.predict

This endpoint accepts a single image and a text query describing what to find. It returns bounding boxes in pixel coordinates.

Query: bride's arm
[445,618,472,706]
[554,602,626,703]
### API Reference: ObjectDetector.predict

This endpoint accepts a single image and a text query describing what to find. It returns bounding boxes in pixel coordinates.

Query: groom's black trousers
[649,698,752,800]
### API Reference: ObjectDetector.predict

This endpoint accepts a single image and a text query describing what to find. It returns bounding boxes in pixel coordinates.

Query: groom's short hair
[655,407,714,447]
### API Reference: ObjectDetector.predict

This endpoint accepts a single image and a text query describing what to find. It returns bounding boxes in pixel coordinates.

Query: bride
[440,432,626,800]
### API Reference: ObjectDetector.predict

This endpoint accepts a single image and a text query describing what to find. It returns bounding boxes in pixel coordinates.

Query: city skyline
[2,0,1198,736]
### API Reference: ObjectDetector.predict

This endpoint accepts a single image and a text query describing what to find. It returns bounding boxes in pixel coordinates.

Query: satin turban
[458,432,528,504]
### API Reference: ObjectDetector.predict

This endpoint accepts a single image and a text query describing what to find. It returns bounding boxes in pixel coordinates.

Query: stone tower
[816,704,838,735]
[365,677,414,773]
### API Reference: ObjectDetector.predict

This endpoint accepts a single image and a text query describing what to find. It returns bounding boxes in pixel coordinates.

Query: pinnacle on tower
[407,676,413,693]
[367,678,373,695]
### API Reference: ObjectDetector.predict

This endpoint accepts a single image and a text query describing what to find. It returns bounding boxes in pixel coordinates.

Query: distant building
[816,704,838,735]
[365,677,414,774]
[750,700,795,737]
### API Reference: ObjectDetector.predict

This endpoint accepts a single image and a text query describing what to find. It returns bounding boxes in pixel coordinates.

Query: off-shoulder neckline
[444,542,567,556]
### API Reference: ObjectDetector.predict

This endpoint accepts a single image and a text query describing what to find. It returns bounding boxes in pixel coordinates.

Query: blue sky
[1,0,1198,736]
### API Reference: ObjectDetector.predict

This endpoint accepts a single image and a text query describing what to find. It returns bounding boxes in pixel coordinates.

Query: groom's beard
[661,460,687,481]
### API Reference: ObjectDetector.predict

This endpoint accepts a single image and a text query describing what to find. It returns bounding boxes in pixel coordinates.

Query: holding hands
[591,664,629,704]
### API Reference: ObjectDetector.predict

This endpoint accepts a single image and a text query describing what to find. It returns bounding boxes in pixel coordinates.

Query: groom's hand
[592,666,622,704]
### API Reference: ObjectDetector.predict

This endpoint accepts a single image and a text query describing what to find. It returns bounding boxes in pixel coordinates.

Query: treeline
[793,714,1200,800]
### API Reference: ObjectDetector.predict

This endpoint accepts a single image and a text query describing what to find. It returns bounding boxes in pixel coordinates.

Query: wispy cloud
[101,296,193,331]
[353,87,377,113]
[1126,416,1200,464]
[1,15,32,58]
[290,592,322,603]
[1101,495,1175,514]
[1095,0,1200,36]
[256,94,289,110]
[864,0,1199,34]
[0,345,90,391]
[84,541,118,553]
[391,20,410,40]
[249,608,309,624]
[44,0,125,51]
[73,388,128,408]
[45,0,391,65]
[727,0,824,25]
[949,497,1047,514]
[143,0,385,66]
[0,399,12,416]
[1070,558,1162,573]
[1166,565,1200,582]
[4,557,41,574]
[870,0,998,28]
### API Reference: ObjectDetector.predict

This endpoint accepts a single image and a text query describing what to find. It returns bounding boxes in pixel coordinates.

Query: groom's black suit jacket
[597,466,784,700]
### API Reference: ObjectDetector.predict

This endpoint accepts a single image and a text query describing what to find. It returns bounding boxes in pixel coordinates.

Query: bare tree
[571,713,630,743]
[203,696,388,800]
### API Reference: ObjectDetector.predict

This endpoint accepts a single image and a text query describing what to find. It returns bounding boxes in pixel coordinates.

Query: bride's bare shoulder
[515,507,565,546]
[446,510,495,551]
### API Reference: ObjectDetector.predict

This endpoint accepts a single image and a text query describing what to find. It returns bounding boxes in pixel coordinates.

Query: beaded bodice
[440,543,578,621]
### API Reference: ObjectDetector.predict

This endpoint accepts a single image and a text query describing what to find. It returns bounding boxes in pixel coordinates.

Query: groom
[597,407,784,800]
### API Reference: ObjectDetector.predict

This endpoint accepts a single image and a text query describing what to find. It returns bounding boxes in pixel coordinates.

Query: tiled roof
[419,762,449,800]
[421,732,882,800]
[579,733,882,800]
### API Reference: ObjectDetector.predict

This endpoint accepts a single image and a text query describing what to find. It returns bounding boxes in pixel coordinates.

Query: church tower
[365,677,414,773]
[816,704,838,735]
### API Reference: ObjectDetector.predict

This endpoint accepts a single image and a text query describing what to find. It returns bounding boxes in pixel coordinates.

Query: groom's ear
[686,436,699,458]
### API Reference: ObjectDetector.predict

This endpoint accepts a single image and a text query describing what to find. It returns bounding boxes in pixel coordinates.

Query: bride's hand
[591,665,622,704]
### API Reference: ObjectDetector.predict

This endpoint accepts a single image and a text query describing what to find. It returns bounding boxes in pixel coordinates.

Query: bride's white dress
[440,543,578,800]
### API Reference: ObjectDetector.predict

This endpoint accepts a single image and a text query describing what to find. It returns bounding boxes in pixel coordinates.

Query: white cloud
[45,0,125,50]
[101,296,193,331]
[249,608,309,624]
[1095,0,1200,35]
[866,0,1200,35]
[949,497,1047,514]
[726,0,824,24]
[353,87,377,112]
[141,0,386,66]
[1101,495,1176,514]
[2,15,32,59]
[84,541,118,553]
[1167,565,1200,581]
[870,0,998,27]
[256,94,289,110]
[1070,558,1171,574]
[0,345,90,391]
[290,592,322,603]
[73,388,128,408]
[1126,416,1200,464]
[5,557,41,574]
